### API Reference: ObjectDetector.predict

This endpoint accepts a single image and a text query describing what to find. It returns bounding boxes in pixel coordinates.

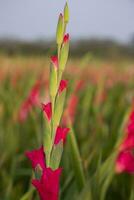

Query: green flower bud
[56,13,64,45]
[50,56,58,97]
[59,34,69,72]
[64,2,69,24]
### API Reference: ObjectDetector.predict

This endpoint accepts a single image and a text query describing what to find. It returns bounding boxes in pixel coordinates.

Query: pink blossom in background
[18,80,41,122]
[18,99,31,122]
[67,94,78,123]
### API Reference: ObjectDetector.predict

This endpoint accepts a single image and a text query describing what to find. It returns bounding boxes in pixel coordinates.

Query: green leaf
[50,141,63,170]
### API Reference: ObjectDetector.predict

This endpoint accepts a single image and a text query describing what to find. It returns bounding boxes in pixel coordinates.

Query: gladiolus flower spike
[25,2,70,200]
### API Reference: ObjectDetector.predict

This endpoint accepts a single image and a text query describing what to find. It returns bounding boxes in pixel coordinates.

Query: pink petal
[25,146,46,171]
[63,34,69,44]
[120,132,134,151]
[58,80,68,94]
[51,56,58,69]
[115,151,134,174]
[32,167,62,200]
[18,99,31,122]
[42,102,52,121]
[54,126,70,145]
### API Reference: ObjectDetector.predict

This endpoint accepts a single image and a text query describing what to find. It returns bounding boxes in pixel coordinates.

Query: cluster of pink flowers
[115,109,134,174]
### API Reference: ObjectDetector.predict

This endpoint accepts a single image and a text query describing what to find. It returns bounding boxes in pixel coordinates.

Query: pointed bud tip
[41,102,52,121]
[63,34,69,43]
[58,79,68,94]
[60,13,63,18]
[51,56,58,69]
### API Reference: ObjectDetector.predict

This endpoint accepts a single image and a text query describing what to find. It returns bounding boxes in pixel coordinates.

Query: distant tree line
[0,38,134,60]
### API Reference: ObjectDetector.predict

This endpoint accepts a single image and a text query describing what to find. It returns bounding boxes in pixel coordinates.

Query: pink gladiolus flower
[54,126,70,145]
[115,151,134,174]
[127,122,134,135]
[51,56,58,69]
[129,111,134,121]
[28,81,40,105]
[32,168,61,200]
[68,94,78,123]
[120,132,134,151]
[75,80,85,93]
[119,109,134,151]
[116,108,134,174]
[18,80,41,122]
[58,80,68,94]
[25,146,46,171]
[63,34,69,43]
[18,99,31,122]
[42,102,52,121]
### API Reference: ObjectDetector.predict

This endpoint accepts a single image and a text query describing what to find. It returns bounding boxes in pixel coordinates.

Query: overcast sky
[0,0,134,43]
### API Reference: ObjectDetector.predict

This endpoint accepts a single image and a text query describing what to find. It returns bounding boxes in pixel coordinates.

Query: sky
[0,0,134,43]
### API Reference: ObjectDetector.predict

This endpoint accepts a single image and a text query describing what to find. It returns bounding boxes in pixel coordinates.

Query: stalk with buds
[25,2,70,200]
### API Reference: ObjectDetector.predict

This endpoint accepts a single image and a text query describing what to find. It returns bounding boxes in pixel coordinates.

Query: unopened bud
[64,2,69,24]
[59,34,69,71]
[56,13,64,45]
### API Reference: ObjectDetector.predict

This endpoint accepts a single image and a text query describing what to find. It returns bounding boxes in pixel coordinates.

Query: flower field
[0,53,134,200]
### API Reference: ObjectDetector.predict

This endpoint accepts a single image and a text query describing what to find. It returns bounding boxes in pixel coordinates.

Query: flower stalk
[25,2,70,200]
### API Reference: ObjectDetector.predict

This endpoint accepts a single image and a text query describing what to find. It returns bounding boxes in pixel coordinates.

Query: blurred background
[0,1,134,200]
[0,0,134,58]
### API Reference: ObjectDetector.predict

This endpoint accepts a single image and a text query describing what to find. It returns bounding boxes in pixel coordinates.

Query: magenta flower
[32,167,61,200]
[115,151,134,174]
[58,80,68,94]
[63,34,69,43]
[115,108,134,174]
[129,110,134,121]
[51,56,58,69]
[54,126,70,145]
[120,132,134,151]
[25,146,46,171]
[42,102,52,121]
[119,110,134,151]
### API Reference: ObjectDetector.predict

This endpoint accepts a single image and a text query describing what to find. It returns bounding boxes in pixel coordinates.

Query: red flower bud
[54,126,70,145]
[58,80,68,94]
[42,102,52,121]
[51,56,58,69]
[63,33,69,44]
